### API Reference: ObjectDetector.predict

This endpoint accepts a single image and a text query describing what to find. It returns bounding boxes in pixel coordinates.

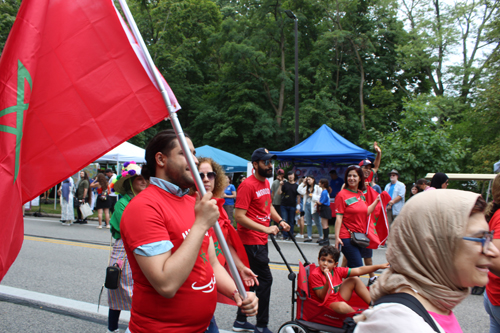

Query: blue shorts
[341,238,373,267]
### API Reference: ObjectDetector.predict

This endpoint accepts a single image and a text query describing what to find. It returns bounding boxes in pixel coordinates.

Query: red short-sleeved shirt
[335,189,368,239]
[121,185,216,333]
[487,210,500,306]
[309,266,351,303]
[235,175,272,245]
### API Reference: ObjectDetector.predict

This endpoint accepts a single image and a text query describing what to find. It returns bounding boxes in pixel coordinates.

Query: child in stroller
[310,245,389,314]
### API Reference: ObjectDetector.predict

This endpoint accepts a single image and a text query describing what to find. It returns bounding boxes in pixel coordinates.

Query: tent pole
[117,0,246,299]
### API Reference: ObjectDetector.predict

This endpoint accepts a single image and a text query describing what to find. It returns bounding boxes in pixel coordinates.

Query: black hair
[430,172,448,189]
[105,168,113,174]
[329,169,337,174]
[345,165,366,192]
[141,165,150,181]
[318,245,340,262]
[306,175,316,194]
[319,178,330,192]
[416,178,429,186]
[145,129,190,177]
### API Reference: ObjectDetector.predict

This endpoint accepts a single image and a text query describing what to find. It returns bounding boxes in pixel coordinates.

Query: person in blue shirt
[328,170,344,200]
[223,175,237,226]
[384,169,406,227]
[318,178,333,246]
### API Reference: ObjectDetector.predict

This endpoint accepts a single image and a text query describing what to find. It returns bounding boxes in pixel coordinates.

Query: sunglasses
[348,165,361,169]
[199,172,217,181]
[260,160,272,166]
[463,231,495,254]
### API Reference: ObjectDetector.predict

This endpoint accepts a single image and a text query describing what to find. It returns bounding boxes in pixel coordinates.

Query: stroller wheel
[278,321,310,333]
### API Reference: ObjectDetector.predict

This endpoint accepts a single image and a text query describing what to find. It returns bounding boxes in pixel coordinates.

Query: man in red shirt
[232,148,290,333]
[120,130,257,333]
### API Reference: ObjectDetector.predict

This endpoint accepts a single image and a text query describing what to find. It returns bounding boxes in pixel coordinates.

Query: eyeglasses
[199,172,217,181]
[463,231,495,254]
[260,160,272,166]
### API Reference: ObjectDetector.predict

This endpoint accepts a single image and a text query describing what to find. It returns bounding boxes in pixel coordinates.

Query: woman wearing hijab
[354,189,499,333]
[484,174,500,332]
[106,162,148,333]
[58,177,75,225]
[430,172,449,189]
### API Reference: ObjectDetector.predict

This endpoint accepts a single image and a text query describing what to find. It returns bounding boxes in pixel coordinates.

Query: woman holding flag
[192,157,258,287]
[334,165,380,269]
[192,157,258,331]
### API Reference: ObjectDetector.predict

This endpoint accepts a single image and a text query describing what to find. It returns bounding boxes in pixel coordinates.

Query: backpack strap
[374,293,440,333]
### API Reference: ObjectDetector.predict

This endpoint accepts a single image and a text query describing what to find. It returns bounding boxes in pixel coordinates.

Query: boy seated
[309,245,389,314]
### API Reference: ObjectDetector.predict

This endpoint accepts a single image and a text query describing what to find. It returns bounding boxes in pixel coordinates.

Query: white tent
[95,141,145,164]
[495,160,500,173]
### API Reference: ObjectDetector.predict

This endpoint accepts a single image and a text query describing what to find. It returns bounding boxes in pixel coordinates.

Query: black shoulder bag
[345,226,370,248]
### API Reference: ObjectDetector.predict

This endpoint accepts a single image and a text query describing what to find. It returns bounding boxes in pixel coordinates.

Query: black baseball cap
[251,148,276,162]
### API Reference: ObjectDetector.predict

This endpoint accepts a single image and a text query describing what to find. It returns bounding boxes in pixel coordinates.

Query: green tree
[0,0,21,55]
[375,95,468,185]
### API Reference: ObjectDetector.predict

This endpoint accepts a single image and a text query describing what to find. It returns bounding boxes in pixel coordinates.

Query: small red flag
[364,187,391,249]
[0,0,180,280]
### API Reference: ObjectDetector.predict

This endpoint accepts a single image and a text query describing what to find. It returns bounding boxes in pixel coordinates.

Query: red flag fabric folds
[0,0,180,280]
[364,187,391,249]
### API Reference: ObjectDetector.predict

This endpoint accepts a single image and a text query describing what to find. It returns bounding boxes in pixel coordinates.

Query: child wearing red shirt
[309,245,389,314]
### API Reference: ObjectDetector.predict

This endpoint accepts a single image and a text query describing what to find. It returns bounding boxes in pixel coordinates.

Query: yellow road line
[24,236,109,250]
[23,236,381,277]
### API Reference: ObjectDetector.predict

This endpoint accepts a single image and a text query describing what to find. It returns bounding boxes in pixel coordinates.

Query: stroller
[269,233,370,333]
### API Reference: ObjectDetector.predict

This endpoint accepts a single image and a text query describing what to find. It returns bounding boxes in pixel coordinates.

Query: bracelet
[279,219,285,224]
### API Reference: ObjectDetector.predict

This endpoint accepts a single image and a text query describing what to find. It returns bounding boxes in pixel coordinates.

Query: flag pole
[117,0,247,299]
[379,194,389,245]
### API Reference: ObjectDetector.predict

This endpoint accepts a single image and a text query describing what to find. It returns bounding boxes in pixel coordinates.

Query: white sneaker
[107,330,119,333]
[97,225,103,229]
[296,234,304,238]
[106,225,111,229]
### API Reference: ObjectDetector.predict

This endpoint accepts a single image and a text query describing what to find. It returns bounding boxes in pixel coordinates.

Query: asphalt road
[0,216,491,332]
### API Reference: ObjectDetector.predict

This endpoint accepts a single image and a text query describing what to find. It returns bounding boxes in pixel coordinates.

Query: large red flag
[364,187,391,249]
[0,0,180,280]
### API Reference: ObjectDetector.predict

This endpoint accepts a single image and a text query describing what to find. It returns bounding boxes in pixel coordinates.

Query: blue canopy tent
[270,124,375,164]
[196,145,249,173]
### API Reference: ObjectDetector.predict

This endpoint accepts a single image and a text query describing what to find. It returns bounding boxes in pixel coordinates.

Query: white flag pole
[380,194,389,245]
[117,0,247,299]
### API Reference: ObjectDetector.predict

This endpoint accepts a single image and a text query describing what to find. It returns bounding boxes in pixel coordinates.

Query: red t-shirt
[335,189,368,239]
[487,209,500,306]
[309,265,351,303]
[235,175,272,245]
[121,185,216,333]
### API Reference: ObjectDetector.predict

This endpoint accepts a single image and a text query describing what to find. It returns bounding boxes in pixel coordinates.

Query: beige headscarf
[371,189,480,312]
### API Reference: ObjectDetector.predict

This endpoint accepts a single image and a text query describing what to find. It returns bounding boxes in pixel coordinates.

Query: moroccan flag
[364,187,391,249]
[0,0,180,280]
[297,262,311,298]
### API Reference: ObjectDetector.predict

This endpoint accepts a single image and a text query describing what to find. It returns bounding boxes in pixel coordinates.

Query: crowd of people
[50,131,500,333]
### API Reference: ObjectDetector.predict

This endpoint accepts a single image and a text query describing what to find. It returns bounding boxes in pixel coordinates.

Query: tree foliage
[0,0,499,174]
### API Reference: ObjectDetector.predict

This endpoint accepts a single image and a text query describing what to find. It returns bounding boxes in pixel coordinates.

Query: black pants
[108,196,117,215]
[74,198,83,220]
[272,204,281,226]
[236,244,273,328]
